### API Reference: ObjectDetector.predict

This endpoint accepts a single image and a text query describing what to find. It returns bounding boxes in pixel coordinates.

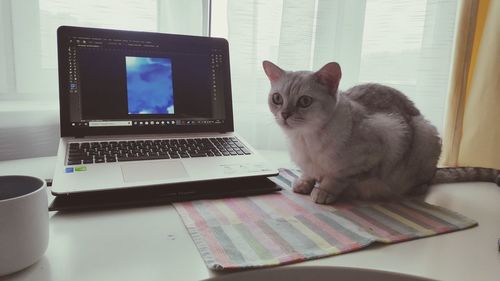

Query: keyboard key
[106,156,117,162]
[118,156,153,162]
[67,159,82,165]
[189,153,207,158]
[69,143,80,150]
[95,157,105,163]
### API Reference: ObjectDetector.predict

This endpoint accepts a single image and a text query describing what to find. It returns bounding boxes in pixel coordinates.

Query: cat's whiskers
[287,116,307,127]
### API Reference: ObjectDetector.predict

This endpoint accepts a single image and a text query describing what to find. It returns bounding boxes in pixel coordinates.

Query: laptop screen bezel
[57,26,234,137]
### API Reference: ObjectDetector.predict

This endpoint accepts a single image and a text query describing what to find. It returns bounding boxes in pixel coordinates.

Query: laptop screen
[57,26,234,137]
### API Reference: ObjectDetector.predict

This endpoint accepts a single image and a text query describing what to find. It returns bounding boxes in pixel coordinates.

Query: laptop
[51,26,278,196]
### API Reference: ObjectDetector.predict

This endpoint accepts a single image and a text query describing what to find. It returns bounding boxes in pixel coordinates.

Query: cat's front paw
[311,188,338,204]
[292,179,315,194]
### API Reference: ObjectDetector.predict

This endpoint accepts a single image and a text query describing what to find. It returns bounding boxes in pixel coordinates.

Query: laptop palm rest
[121,161,188,183]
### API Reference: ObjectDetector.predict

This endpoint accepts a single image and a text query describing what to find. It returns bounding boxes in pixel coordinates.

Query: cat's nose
[281,111,291,120]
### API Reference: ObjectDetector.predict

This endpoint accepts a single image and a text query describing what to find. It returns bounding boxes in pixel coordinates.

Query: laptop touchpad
[121,161,188,183]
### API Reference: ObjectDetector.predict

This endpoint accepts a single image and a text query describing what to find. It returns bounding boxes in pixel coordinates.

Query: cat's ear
[262,61,284,82]
[314,62,342,95]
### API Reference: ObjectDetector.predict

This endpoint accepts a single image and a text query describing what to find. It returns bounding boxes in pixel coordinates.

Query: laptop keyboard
[66,137,252,165]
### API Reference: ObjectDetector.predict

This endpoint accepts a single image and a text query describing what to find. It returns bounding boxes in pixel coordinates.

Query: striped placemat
[173,169,477,270]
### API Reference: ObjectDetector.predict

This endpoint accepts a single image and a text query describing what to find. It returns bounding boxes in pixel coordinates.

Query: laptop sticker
[75,166,87,172]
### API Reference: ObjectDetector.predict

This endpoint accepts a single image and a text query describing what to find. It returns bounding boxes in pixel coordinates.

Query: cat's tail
[431,167,500,186]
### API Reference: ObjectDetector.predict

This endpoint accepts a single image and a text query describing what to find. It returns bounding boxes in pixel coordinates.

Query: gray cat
[263,60,500,204]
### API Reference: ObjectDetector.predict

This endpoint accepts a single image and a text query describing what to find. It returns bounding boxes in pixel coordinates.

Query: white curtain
[211,0,458,151]
[0,0,206,160]
[0,0,459,160]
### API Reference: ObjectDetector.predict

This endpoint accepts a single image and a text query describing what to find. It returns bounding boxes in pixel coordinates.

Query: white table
[1,151,499,281]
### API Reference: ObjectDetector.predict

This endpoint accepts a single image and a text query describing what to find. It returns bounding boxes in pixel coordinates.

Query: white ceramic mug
[0,176,49,276]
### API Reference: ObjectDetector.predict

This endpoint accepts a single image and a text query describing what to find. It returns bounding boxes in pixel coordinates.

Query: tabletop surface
[1,151,499,281]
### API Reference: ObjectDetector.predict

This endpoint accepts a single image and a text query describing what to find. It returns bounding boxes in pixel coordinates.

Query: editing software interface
[64,33,226,129]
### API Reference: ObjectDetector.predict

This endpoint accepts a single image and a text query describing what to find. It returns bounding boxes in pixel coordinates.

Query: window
[39,0,159,69]
[0,0,207,100]
[0,0,459,159]
[211,0,458,149]
[0,0,207,160]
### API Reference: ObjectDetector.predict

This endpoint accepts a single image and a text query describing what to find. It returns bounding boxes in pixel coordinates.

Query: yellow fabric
[440,0,479,167]
[458,0,500,169]
[466,0,490,101]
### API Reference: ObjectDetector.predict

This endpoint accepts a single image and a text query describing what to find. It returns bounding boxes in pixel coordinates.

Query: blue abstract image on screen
[126,56,174,115]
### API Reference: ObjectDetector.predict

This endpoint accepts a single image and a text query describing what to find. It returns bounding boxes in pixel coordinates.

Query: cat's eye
[272,93,283,105]
[297,95,313,108]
